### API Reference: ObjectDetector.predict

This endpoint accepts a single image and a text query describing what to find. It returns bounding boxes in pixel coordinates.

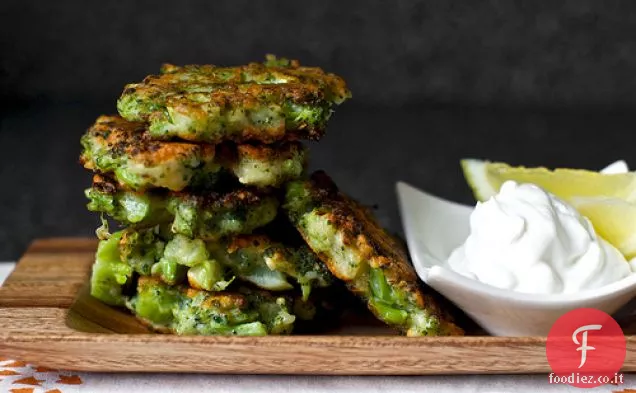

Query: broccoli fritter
[117,55,350,144]
[90,230,134,306]
[219,142,307,188]
[89,225,332,305]
[81,115,307,191]
[80,115,220,192]
[283,171,463,336]
[90,227,229,306]
[127,277,296,335]
[86,175,171,224]
[210,235,333,299]
[86,175,278,239]
[169,188,278,240]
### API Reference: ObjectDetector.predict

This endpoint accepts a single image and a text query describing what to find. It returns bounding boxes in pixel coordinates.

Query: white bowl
[396,182,636,336]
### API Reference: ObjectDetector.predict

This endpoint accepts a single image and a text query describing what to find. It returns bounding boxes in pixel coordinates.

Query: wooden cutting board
[0,238,634,375]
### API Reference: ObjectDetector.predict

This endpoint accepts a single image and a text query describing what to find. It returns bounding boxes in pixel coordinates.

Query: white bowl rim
[396,181,636,305]
[427,264,636,305]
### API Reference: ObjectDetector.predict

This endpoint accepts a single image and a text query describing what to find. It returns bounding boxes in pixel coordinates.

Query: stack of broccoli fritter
[81,56,462,337]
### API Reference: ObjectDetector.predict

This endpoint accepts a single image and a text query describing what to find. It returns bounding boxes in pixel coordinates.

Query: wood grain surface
[0,238,635,375]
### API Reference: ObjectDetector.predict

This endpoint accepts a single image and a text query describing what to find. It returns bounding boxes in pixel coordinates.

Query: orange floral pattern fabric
[0,359,83,393]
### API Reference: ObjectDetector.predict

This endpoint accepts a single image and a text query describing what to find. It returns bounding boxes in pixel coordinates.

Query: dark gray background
[1,0,636,259]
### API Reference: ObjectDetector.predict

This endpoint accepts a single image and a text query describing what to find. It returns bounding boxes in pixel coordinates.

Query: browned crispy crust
[80,115,212,169]
[91,173,156,197]
[92,173,123,195]
[118,59,350,144]
[134,61,350,111]
[297,171,463,335]
[143,82,322,113]
[237,142,304,161]
[92,173,271,211]
[83,115,307,191]
[216,141,306,166]
[171,186,272,210]
[182,287,248,310]
[226,235,271,253]
[307,172,421,294]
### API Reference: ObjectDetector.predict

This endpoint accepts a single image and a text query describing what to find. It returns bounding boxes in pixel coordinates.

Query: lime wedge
[572,197,636,259]
[460,159,636,203]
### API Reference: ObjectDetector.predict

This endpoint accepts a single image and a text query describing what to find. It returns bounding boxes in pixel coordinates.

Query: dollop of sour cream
[447,181,633,294]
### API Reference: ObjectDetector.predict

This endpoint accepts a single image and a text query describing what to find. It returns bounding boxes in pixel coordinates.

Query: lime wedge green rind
[460,159,498,201]
[460,158,636,203]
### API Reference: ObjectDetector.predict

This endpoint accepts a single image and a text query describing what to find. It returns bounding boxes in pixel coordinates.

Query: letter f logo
[572,324,602,368]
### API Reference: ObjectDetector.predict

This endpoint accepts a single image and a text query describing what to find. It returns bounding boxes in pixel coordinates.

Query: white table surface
[0,261,633,393]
